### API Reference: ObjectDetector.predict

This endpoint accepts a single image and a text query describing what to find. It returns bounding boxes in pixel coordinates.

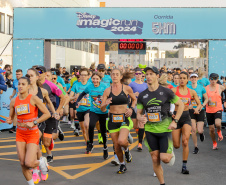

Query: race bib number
[191,99,197,106]
[147,112,161,122]
[80,97,88,106]
[112,115,124,123]
[180,97,190,105]
[15,104,30,115]
[209,101,217,107]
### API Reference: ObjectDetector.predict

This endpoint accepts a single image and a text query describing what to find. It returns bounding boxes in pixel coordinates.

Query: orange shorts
[16,126,40,145]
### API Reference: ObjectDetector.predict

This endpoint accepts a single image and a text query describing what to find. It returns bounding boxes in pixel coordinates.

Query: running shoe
[32,173,40,184]
[40,172,48,181]
[167,151,175,166]
[47,155,53,163]
[68,121,72,125]
[128,133,133,144]
[117,164,127,174]
[200,133,205,142]
[193,147,199,154]
[125,149,132,163]
[98,133,103,144]
[111,154,120,166]
[58,125,64,141]
[86,143,93,154]
[213,142,218,150]
[137,143,142,151]
[103,148,109,160]
[42,144,46,154]
[181,167,189,174]
[48,138,54,151]
[74,129,79,136]
[217,130,223,141]
[9,128,16,133]
[39,157,49,175]
[70,123,75,129]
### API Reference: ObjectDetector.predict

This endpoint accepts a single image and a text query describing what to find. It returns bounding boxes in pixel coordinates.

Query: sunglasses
[135,73,142,75]
[36,69,44,74]
[210,78,217,80]
[142,76,145,78]
[98,70,105,72]
[52,78,57,80]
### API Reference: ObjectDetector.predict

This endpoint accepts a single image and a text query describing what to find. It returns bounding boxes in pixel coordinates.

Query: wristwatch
[174,119,179,124]
[33,120,38,125]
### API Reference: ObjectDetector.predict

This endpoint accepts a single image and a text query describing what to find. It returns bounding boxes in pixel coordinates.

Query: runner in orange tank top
[171,71,201,175]
[6,77,51,185]
[205,73,225,150]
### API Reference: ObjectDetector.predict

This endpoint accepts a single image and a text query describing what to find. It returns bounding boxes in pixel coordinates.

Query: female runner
[171,71,201,174]
[101,68,136,174]
[7,77,51,185]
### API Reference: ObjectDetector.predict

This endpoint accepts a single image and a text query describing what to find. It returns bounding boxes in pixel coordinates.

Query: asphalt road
[0,124,226,185]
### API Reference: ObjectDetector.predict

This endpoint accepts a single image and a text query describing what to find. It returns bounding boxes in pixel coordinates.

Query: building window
[175,61,177,64]
[172,61,174,64]
[94,45,99,54]
[0,13,5,33]
[7,15,13,35]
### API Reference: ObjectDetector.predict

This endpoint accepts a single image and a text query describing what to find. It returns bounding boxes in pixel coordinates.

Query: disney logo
[76,12,97,20]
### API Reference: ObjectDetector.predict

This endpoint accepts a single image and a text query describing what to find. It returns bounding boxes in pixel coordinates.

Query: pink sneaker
[41,171,49,181]
[32,173,40,184]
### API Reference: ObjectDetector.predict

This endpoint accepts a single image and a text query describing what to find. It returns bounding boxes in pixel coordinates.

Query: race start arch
[13,7,226,76]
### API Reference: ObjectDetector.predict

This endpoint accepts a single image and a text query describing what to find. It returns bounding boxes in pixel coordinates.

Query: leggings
[89,112,108,148]
[138,128,145,144]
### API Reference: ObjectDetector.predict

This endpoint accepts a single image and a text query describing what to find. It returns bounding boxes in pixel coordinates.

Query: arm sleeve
[137,94,144,109]
[75,91,87,106]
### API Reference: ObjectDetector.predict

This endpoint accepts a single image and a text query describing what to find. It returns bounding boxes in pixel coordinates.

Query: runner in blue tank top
[69,68,91,143]
[76,72,109,158]
[187,73,208,154]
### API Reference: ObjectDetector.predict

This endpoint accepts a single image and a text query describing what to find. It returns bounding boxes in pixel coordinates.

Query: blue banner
[13,8,226,40]
[0,88,13,130]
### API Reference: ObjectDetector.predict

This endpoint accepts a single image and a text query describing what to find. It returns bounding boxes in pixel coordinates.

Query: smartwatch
[33,120,38,126]
[174,119,179,124]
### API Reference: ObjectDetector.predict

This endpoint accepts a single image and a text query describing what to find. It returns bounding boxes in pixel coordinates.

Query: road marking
[50,141,138,180]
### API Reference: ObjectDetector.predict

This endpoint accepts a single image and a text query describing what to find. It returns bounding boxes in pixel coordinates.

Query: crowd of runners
[2,63,226,185]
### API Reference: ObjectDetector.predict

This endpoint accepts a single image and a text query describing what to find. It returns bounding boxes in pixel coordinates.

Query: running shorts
[76,110,90,122]
[145,131,173,154]
[189,109,205,122]
[174,110,191,129]
[44,117,57,138]
[206,110,222,125]
[16,126,39,145]
[69,102,76,110]
[131,109,136,119]
[38,122,46,133]
[106,113,133,133]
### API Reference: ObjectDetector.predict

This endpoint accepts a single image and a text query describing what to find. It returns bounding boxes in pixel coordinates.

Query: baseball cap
[0,68,6,73]
[134,67,142,72]
[209,73,219,79]
[144,66,159,74]
[97,64,106,70]
[35,65,46,73]
[190,73,198,78]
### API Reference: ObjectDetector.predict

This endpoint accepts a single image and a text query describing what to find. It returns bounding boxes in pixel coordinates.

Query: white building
[106,51,145,68]
[145,50,165,66]
[0,0,100,72]
[154,48,207,70]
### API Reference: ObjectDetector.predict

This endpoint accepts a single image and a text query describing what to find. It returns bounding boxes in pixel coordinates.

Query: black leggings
[138,128,145,144]
[89,112,108,148]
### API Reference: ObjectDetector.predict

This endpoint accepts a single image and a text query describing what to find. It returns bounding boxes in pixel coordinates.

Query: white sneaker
[153,172,157,177]
[39,157,49,175]
[62,116,66,122]
[74,129,79,136]
[111,154,120,166]
[70,123,75,129]
[68,121,71,125]
[167,151,175,166]
[128,133,133,144]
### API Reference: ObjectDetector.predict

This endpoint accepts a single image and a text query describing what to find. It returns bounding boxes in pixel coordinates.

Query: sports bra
[175,86,191,106]
[108,85,128,106]
[14,94,38,123]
